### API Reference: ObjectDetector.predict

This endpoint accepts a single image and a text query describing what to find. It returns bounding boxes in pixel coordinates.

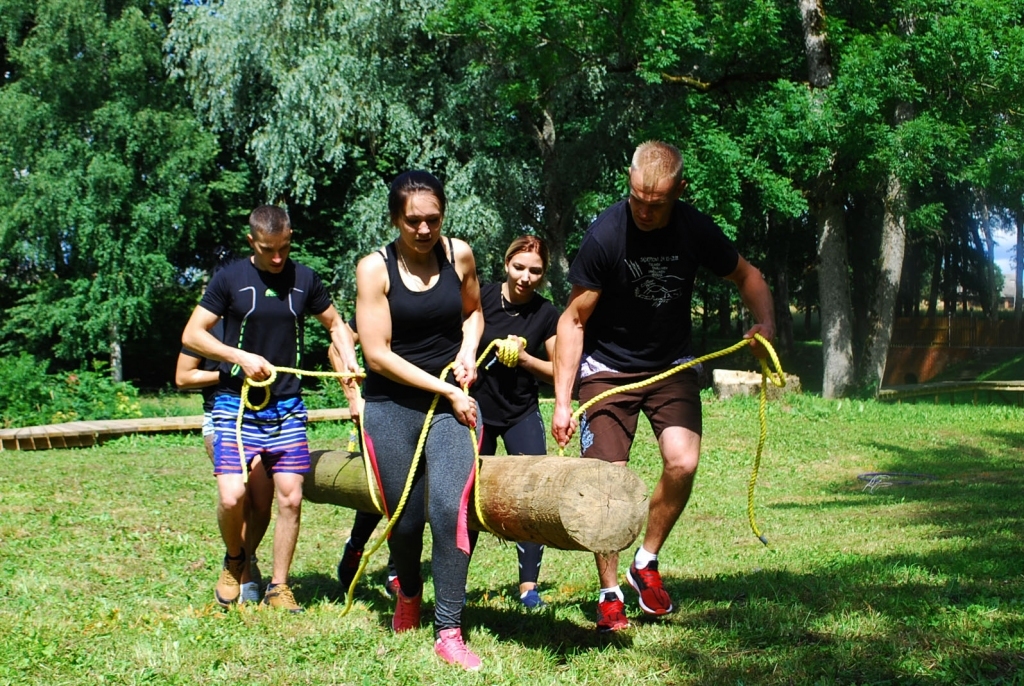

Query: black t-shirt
[569,199,739,372]
[199,258,333,397]
[363,240,464,402]
[180,319,225,413]
[471,283,559,428]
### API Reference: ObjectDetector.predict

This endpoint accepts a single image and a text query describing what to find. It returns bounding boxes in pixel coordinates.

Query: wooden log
[304,450,649,554]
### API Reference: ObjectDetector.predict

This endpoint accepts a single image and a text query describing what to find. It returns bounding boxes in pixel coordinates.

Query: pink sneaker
[434,628,481,670]
[392,587,421,632]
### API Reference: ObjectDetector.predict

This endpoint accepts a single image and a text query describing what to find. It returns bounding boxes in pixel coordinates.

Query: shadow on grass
[646,559,1024,684]
[654,432,1024,683]
[289,568,634,656]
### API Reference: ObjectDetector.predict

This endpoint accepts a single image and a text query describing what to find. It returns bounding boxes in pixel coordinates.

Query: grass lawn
[1,395,1022,684]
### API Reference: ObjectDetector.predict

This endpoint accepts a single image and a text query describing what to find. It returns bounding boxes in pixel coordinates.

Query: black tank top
[363,238,464,401]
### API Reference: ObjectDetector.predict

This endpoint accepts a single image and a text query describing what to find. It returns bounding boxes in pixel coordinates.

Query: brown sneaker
[261,583,303,613]
[214,549,247,607]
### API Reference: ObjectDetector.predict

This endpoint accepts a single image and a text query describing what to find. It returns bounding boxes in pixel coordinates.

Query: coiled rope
[561,334,785,545]
[238,367,365,484]
[338,336,523,615]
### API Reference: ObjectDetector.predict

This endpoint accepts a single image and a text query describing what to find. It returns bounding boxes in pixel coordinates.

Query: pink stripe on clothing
[362,431,390,519]
[456,460,476,554]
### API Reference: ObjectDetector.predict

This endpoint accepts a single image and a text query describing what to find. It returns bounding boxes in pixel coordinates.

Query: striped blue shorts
[211,394,310,476]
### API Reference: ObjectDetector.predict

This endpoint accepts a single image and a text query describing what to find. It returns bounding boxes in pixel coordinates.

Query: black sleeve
[306,269,333,316]
[568,228,612,291]
[692,211,739,278]
[198,268,232,317]
[180,347,201,359]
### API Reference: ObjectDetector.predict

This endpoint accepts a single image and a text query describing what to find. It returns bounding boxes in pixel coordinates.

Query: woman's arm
[515,333,555,385]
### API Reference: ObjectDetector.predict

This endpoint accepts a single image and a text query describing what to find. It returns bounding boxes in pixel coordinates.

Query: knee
[249,491,274,518]
[662,452,699,480]
[219,486,247,511]
[275,487,303,513]
[276,491,302,513]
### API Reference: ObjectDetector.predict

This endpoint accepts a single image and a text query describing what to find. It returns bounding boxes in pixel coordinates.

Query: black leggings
[363,396,476,633]
[477,408,547,586]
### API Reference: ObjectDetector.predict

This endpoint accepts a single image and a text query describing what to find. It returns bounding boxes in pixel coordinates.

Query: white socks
[633,546,658,569]
[599,585,624,602]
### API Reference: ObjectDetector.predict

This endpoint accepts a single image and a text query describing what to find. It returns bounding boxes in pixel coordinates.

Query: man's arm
[551,285,601,447]
[314,305,360,374]
[318,310,362,420]
[174,351,219,390]
[724,255,775,357]
[182,305,273,381]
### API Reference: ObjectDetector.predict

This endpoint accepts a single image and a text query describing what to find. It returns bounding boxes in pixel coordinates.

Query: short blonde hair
[630,141,684,189]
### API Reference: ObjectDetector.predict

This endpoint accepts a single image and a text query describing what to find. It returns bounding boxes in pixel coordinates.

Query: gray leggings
[364,396,476,633]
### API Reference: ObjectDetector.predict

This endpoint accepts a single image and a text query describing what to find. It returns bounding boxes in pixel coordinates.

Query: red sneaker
[434,628,482,670]
[596,592,629,632]
[627,560,674,615]
[392,586,421,632]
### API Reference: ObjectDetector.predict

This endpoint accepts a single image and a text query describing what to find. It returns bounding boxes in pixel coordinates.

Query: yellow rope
[562,334,784,545]
[339,337,522,614]
[237,367,365,483]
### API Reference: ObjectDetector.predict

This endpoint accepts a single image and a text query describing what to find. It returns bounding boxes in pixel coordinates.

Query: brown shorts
[577,369,701,463]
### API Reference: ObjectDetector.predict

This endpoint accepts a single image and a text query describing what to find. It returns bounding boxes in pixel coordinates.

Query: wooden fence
[890,316,1024,348]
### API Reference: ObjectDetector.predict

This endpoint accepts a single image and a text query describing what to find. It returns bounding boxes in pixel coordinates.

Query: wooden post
[304,450,649,554]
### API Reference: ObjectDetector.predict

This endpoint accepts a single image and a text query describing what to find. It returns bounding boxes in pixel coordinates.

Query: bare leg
[216,473,247,557]
[270,472,303,585]
[642,426,701,554]
[245,457,274,566]
[595,459,628,587]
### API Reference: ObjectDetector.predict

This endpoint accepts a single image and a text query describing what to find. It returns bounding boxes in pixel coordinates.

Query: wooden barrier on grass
[0,408,353,451]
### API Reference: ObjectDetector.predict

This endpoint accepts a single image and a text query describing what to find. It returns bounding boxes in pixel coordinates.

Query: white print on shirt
[625,256,683,308]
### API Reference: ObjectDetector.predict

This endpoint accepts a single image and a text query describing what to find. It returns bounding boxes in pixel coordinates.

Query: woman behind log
[470,236,559,609]
[354,170,485,671]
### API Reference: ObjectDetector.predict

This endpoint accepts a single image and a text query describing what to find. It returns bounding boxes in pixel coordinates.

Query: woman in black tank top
[354,170,486,670]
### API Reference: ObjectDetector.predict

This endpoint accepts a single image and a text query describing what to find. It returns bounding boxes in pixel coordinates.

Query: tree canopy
[2,0,1023,397]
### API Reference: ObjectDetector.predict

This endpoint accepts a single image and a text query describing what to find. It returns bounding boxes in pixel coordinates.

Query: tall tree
[0,0,224,381]
[798,0,855,398]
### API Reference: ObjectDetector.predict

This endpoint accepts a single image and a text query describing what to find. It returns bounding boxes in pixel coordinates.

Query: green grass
[2,397,1023,684]
[978,352,1024,382]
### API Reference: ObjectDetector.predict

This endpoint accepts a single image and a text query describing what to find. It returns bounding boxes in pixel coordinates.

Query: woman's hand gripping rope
[337,337,525,616]
[558,334,785,545]
[237,366,366,483]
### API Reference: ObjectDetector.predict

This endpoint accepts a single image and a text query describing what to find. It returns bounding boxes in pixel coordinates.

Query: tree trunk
[109,319,123,383]
[927,239,942,316]
[978,194,999,321]
[799,0,854,397]
[815,191,856,397]
[303,450,649,554]
[862,171,908,395]
[1015,211,1023,322]
[768,214,794,355]
[799,0,833,88]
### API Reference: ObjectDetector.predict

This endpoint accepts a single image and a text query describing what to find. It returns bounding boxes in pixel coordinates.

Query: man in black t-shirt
[552,141,775,632]
[182,205,360,612]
